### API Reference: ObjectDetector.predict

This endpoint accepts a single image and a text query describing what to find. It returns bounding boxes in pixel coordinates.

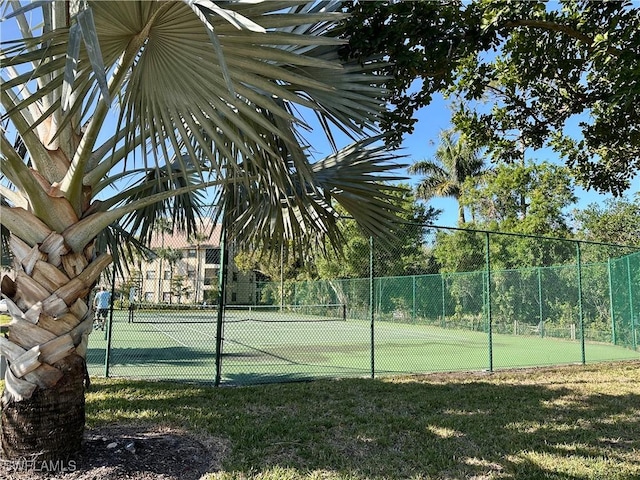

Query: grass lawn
[76,361,640,479]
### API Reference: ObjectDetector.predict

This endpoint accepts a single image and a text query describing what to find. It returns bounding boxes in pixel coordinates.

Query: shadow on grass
[86,370,640,479]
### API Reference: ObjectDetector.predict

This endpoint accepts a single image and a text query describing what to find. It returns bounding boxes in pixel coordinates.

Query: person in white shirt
[93,286,111,330]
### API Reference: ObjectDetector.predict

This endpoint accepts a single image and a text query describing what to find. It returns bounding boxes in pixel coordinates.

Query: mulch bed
[0,425,229,480]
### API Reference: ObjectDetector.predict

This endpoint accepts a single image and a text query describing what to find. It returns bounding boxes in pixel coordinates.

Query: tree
[235,242,317,285]
[188,230,210,303]
[0,1,401,460]
[170,275,192,305]
[341,0,487,146]
[460,161,577,238]
[234,240,318,306]
[156,247,183,304]
[574,195,640,247]
[316,186,441,279]
[434,162,578,274]
[343,0,640,194]
[409,129,487,224]
[153,219,174,302]
[462,161,577,270]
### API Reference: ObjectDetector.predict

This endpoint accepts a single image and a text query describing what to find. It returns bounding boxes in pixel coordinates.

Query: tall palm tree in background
[188,230,211,303]
[156,247,183,303]
[409,130,487,224]
[0,0,402,460]
[153,218,173,302]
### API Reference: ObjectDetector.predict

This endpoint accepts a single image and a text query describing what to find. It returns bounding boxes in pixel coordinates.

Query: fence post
[538,267,544,338]
[369,236,375,379]
[412,275,416,323]
[576,243,586,365]
[628,256,637,350]
[485,232,493,373]
[104,262,116,378]
[441,274,446,328]
[214,225,228,387]
[280,243,284,311]
[608,258,616,345]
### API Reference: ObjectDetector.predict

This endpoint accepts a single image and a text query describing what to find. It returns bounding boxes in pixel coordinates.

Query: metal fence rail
[87,223,640,385]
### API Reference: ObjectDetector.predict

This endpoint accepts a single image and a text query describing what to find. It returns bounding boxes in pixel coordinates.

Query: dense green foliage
[460,161,577,236]
[575,195,640,246]
[343,0,640,194]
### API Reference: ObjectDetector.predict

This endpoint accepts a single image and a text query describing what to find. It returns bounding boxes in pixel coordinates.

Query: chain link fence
[86,221,640,385]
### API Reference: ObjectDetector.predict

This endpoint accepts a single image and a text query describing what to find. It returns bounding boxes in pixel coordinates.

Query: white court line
[150,323,196,348]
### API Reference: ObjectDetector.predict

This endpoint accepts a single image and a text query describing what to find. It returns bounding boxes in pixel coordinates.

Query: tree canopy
[574,195,640,246]
[460,161,577,237]
[343,0,640,195]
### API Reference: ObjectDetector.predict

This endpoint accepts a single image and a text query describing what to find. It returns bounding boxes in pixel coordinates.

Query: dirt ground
[0,424,229,480]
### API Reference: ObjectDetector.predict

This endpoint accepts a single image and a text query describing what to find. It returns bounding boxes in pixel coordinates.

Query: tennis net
[129,303,347,324]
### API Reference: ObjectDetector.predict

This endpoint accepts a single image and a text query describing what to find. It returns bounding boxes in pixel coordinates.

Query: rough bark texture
[0,231,108,460]
[1,354,86,461]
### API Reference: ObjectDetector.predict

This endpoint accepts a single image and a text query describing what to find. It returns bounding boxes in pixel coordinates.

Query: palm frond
[94,223,156,280]
[113,158,211,246]
[410,129,488,211]
[220,137,406,255]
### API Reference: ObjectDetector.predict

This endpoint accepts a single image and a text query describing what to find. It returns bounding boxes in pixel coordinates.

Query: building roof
[148,221,223,250]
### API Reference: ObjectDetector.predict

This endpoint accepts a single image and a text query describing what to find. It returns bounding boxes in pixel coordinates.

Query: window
[163,292,171,302]
[205,248,221,264]
[146,270,156,280]
[232,272,238,282]
[204,268,218,286]
[187,268,196,279]
[163,270,171,280]
[187,249,197,258]
[231,292,237,302]
[144,292,154,302]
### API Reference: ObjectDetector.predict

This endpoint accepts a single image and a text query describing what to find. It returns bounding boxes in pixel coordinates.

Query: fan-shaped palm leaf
[219,137,405,255]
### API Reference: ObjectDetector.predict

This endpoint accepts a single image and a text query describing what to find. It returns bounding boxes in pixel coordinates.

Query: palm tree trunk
[458,203,467,224]
[1,355,85,461]
[0,233,111,461]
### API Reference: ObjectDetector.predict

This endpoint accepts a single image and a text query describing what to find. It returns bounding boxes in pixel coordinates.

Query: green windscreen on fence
[610,251,640,349]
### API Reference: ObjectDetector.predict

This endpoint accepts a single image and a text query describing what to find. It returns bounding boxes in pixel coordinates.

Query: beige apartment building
[132,223,259,306]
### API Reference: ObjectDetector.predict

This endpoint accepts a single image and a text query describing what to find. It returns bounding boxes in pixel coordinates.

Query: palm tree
[153,218,173,302]
[0,1,401,461]
[409,130,487,224]
[188,230,210,303]
[156,247,183,304]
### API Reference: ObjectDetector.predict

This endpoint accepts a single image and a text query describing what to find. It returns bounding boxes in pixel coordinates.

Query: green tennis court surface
[86,309,640,385]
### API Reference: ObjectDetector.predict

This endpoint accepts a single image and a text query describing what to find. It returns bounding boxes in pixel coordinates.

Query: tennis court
[86,306,640,385]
